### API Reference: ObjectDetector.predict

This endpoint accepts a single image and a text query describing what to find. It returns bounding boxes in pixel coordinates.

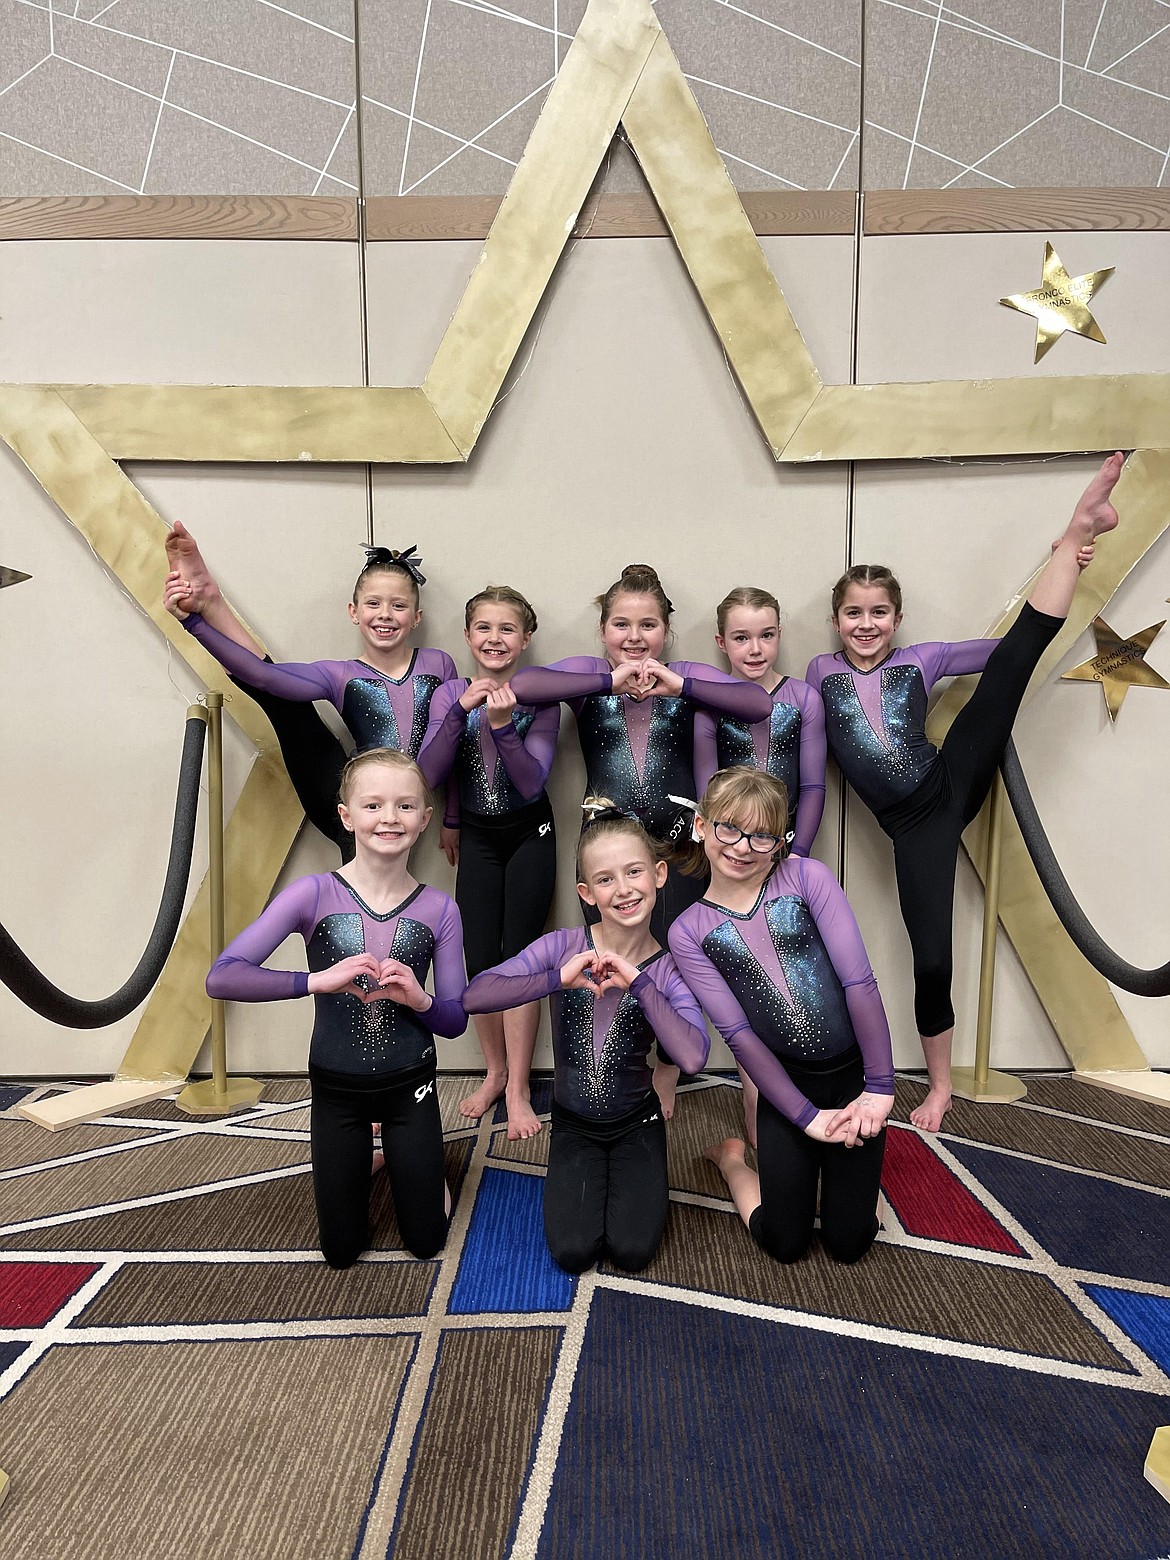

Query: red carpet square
[0,1261,99,1325]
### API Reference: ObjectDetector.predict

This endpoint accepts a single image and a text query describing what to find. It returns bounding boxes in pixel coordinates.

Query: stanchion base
[1077,1070,1170,1111]
[951,1067,1027,1104]
[1145,1426,1170,1506]
[175,1077,264,1115]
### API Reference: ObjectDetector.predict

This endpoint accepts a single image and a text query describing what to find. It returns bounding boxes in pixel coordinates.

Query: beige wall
[1,221,1168,1078]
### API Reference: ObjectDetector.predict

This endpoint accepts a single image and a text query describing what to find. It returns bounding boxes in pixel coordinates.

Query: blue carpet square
[0,1342,26,1373]
[945,1141,1170,1286]
[0,1086,32,1111]
[448,1168,574,1314]
[1085,1286,1170,1374]
[538,1289,1170,1560]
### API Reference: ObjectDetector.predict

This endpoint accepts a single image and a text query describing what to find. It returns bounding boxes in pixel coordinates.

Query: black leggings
[885,603,1063,1037]
[309,1063,447,1265]
[457,797,557,979]
[234,675,353,860]
[543,1097,668,1273]
[749,1053,884,1265]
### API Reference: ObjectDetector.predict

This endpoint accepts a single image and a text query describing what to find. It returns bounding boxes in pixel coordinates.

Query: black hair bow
[362,543,426,586]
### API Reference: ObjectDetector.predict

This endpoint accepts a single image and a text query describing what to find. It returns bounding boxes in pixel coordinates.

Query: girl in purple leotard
[669,768,895,1265]
[511,563,771,1118]
[694,585,828,1148]
[464,802,709,1273]
[206,749,467,1267]
[418,585,560,1143]
[164,532,456,859]
[804,454,1122,1133]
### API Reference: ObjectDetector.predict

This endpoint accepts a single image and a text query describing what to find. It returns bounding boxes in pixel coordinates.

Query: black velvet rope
[0,713,208,1028]
[1001,738,1170,998]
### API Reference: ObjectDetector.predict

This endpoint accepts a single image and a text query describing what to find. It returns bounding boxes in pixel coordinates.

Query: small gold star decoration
[0,565,31,589]
[1000,242,1114,362]
[1062,615,1170,721]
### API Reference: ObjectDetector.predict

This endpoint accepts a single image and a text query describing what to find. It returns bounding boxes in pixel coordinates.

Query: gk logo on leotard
[414,1081,434,1103]
[538,822,552,837]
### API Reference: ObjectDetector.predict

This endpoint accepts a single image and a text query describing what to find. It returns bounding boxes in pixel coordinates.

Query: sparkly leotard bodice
[670,856,894,1127]
[417,679,560,821]
[805,641,997,824]
[510,657,771,844]
[207,874,467,1077]
[693,677,827,855]
[462,927,708,1120]
[183,615,455,758]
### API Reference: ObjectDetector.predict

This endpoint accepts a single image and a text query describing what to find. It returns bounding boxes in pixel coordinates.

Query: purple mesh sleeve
[673,662,772,723]
[630,964,710,1074]
[490,703,560,798]
[184,615,341,704]
[791,681,827,857]
[510,658,612,711]
[427,897,470,1037]
[417,681,466,790]
[205,877,321,1001]
[668,917,817,1128]
[915,638,999,690]
[463,929,583,1012]
[692,709,719,798]
[794,857,894,1095]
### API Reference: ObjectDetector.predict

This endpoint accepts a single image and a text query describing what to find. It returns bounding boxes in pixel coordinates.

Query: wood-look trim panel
[366,190,856,239]
[0,195,358,240]
[865,187,1170,235]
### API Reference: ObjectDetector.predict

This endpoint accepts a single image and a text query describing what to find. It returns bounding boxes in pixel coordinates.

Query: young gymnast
[463,801,710,1273]
[206,748,467,1265]
[695,586,828,1146]
[510,563,771,1116]
[417,586,560,1140]
[804,453,1123,1132]
[163,525,456,858]
[668,768,895,1265]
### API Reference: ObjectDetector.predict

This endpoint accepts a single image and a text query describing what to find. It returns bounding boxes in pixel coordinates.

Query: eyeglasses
[710,820,784,853]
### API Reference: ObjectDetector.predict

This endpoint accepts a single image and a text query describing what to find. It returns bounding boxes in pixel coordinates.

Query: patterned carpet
[0,1073,1167,1559]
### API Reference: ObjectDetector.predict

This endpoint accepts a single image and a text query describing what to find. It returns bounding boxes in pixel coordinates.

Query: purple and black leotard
[207,871,467,1266]
[670,854,893,1264]
[693,676,827,855]
[464,928,709,1271]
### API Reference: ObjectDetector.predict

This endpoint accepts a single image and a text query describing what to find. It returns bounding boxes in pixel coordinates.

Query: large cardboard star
[2,0,1166,1104]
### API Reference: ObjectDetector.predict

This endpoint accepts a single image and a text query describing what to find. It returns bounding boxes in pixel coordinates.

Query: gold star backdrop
[1000,242,1115,363]
[1,0,1168,1101]
[1063,617,1170,722]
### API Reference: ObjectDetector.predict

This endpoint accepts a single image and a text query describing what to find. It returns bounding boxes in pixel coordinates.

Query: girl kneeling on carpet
[668,769,894,1265]
[463,801,710,1274]
[207,748,467,1266]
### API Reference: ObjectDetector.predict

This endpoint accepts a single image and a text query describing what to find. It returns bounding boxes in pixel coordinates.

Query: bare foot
[704,1136,747,1173]
[909,1088,951,1133]
[653,1060,679,1121]
[459,1072,506,1120]
[164,520,222,613]
[506,1096,542,1141]
[1066,451,1124,547]
[370,1147,384,1175]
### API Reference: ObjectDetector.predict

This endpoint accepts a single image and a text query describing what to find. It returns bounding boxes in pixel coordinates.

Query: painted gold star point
[1062,616,1170,721]
[1000,241,1114,363]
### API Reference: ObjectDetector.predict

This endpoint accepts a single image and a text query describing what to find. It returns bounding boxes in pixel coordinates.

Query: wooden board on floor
[18,1080,178,1131]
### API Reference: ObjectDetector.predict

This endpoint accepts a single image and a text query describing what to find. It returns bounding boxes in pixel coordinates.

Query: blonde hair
[576,796,663,881]
[676,768,790,877]
[338,747,433,812]
[831,564,902,617]
[716,586,781,636]
[465,584,538,637]
[595,564,673,627]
